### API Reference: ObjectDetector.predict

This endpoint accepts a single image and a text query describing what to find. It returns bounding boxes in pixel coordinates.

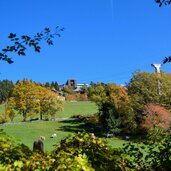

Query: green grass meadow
[5,101,98,122]
[0,101,126,151]
[0,121,73,151]
[57,101,98,118]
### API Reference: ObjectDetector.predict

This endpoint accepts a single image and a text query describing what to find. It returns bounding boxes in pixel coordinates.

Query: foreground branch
[0,26,64,64]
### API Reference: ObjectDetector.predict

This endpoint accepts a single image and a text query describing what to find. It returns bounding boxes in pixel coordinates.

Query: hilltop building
[65,79,89,92]
[66,79,77,89]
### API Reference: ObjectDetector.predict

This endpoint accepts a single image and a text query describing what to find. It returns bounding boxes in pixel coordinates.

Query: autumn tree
[37,86,63,120]
[127,71,171,126]
[141,103,171,132]
[8,80,40,121]
[63,85,72,94]
[8,80,64,121]
[89,83,136,134]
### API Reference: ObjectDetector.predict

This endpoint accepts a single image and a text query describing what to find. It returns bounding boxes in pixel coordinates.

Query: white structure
[151,64,162,73]
[73,83,89,92]
[151,63,162,95]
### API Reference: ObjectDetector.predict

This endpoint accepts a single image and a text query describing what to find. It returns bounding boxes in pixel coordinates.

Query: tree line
[0,80,60,104]
[88,71,171,137]
[0,80,64,122]
[1,70,171,135]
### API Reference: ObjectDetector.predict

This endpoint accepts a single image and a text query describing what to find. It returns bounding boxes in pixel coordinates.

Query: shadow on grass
[56,116,103,137]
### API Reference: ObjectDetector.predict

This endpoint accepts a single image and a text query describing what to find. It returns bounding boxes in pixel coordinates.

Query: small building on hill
[66,79,77,89]
[51,87,65,101]
[65,79,89,93]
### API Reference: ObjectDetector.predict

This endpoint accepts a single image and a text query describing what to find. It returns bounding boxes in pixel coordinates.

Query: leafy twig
[0,26,64,64]
[155,0,171,7]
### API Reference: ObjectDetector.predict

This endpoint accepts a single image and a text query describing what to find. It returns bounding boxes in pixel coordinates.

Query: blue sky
[0,0,171,85]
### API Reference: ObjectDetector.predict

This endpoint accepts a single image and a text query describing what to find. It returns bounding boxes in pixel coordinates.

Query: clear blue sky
[0,0,171,85]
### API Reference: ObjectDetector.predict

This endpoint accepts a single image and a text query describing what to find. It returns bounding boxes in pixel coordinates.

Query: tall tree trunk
[40,113,43,120]
[23,111,27,122]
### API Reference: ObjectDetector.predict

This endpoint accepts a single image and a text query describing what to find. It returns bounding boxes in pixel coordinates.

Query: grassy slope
[0,120,125,151]
[0,101,126,151]
[9,101,98,122]
[57,101,98,118]
[0,121,73,151]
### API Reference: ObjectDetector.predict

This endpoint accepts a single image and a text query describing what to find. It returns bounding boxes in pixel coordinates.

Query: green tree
[79,84,88,95]
[0,80,14,104]
[123,133,171,170]
[89,83,136,134]
[127,71,171,126]
[54,81,59,91]
[63,85,72,94]
[44,82,50,88]
[88,83,106,102]
[50,81,55,89]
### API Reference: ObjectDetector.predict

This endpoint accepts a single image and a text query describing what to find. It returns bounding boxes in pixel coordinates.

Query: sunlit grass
[106,137,126,148]
[57,101,98,118]
[0,119,126,151]
[0,120,73,151]
[0,101,126,151]
[1,101,98,122]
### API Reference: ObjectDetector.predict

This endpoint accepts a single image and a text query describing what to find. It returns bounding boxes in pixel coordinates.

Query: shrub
[2,130,171,170]
[65,93,88,101]
[51,132,127,171]
[0,112,9,123]
[123,134,171,170]
[0,133,32,165]
[141,103,171,132]
[5,108,15,122]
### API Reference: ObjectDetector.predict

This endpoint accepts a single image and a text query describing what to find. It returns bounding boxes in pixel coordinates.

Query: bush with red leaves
[141,103,171,131]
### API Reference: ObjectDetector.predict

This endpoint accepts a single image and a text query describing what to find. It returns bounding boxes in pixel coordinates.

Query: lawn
[57,101,98,118]
[0,120,73,151]
[0,101,126,151]
[0,119,126,151]
[1,101,98,122]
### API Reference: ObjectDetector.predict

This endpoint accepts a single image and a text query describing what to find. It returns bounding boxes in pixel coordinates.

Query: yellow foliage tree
[8,80,64,121]
[38,86,64,120]
[89,83,136,134]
